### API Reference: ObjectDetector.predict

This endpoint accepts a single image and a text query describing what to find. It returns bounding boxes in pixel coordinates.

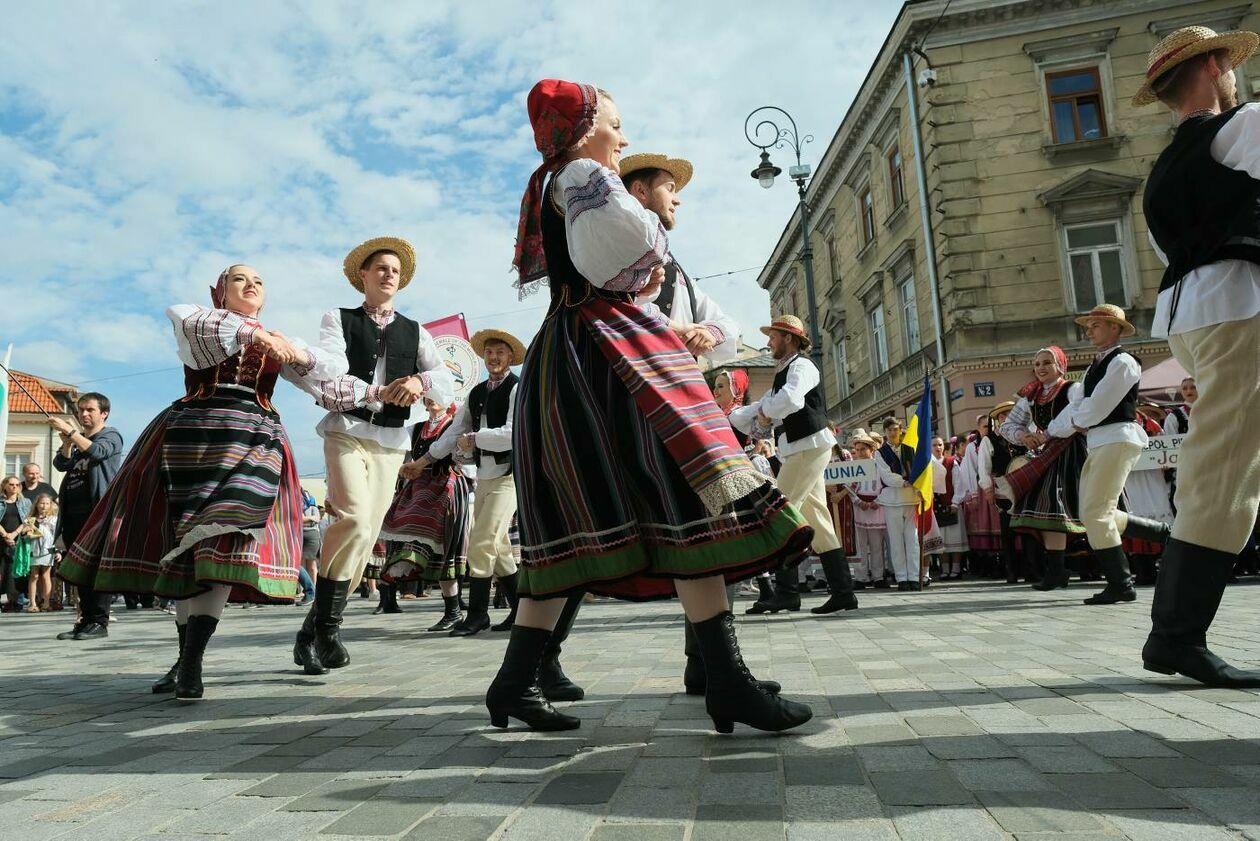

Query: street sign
[823,459,878,486]
[1133,434,1183,471]
[974,381,995,398]
[950,387,964,401]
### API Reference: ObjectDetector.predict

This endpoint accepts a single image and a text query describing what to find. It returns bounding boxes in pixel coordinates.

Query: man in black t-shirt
[20,463,58,505]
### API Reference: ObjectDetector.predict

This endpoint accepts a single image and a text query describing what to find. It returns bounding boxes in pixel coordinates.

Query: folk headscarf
[211,265,262,317]
[718,369,749,416]
[513,79,600,295]
[1017,345,1068,404]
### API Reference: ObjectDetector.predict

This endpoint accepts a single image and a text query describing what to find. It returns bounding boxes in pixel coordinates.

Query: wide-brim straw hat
[988,400,1016,420]
[759,314,811,350]
[617,153,693,192]
[1074,303,1136,337]
[1132,26,1259,107]
[343,236,416,292]
[470,329,527,362]
[848,428,876,448]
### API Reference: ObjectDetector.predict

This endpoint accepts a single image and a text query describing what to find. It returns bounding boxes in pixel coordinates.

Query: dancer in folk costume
[379,377,471,631]
[929,437,968,579]
[979,402,1027,582]
[293,237,454,676]
[488,79,814,733]
[1163,377,1196,511]
[846,430,887,588]
[59,266,338,700]
[418,329,525,637]
[827,448,860,569]
[961,416,1001,560]
[875,416,922,590]
[732,315,858,616]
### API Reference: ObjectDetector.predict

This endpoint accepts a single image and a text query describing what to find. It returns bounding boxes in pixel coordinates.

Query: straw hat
[848,428,877,448]
[470,329,527,362]
[759,314,811,350]
[988,400,1016,421]
[1074,303,1136,338]
[618,153,693,192]
[1132,26,1259,107]
[343,237,416,292]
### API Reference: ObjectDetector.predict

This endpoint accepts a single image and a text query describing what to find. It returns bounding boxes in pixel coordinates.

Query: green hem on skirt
[519,503,809,598]
[1010,514,1087,535]
[388,547,466,583]
[58,556,298,601]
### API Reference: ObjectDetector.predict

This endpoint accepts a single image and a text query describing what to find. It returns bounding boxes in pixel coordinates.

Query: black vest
[340,307,421,428]
[1082,347,1139,428]
[655,262,697,321]
[1143,106,1260,319]
[771,355,829,443]
[1170,406,1190,434]
[467,373,518,471]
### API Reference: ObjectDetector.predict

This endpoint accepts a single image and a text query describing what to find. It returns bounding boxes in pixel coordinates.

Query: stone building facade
[759,0,1258,437]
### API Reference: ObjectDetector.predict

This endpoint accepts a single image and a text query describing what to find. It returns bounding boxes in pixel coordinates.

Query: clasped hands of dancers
[57,30,1260,723]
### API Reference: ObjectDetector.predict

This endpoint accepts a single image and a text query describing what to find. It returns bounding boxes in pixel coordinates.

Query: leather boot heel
[175,615,219,701]
[485,626,581,732]
[153,622,186,693]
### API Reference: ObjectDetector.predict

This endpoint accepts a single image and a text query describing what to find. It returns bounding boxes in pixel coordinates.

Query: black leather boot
[691,611,812,734]
[374,583,402,615]
[1123,515,1172,545]
[450,577,491,637]
[428,594,464,632]
[174,615,219,701]
[486,625,581,731]
[1141,539,1260,688]
[683,618,781,696]
[1032,549,1069,591]
[491,571,519,632]
[538,593,585,702]
[744,576,776,614]
[1083,546,1137,605]
[760,569,801,613]
[314,578,352,668]
[811,549,859,615]
[293,600,327,675]
[153,621,186,693]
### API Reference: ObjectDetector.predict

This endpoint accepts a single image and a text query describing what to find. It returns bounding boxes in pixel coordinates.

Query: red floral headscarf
[717,369,749,415]
[513,79,599,294]
[1017,345,1068,403]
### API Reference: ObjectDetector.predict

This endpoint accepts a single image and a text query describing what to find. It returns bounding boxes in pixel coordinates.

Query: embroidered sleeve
[999,398,1033,445]
[414,328,453,398]
[314,375,378,412]
[558,159,669,292]
[759,358,818,420]
[473,385,515,453]
[728,402,760,436]
[166,304,250,370]
[429,404,472,462]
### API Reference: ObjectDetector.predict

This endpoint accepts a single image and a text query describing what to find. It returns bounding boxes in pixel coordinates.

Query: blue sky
[0,0,902,475]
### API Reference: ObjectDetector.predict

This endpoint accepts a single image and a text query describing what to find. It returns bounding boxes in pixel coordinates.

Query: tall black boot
[1142,539,1260,687]
[450,577,491,636]
[153,621,186,693]
[539,593,585,702]
[1123,515,1172,545]
[374,583,402,615]
[1032,549,1069,591]
[691,611,812,733]
[811,549,859,615]
[683,618,782,696]
[760,568,801,613]
[744,576,776,614]
[1001,512,1020,583]
[491,571,519,632]
[486,625,581,731]
[1083,546,1137,605]
[293,601,327,675]
[174,615,219,701]
[314,578,352,668]
[428,594,464,632]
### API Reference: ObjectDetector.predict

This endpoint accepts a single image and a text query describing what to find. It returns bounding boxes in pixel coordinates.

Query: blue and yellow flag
[900,375,934,513]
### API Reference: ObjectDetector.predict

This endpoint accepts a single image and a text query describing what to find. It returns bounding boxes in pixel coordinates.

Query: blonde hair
[34,494,57,516]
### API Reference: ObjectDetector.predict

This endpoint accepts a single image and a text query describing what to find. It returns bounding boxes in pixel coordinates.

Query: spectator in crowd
[876,417,922,591]
[931,437,969,579]
[24,494,58,611]
[0,476,33,611]
[50,392,125,640]
[847,430,887,588]
[298,489,321,607]
[21,463,57,504]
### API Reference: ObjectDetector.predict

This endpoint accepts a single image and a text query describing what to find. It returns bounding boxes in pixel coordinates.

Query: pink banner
[423,313,469,341]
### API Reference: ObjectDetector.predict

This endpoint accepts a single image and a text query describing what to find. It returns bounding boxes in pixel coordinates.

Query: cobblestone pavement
[2,580,1258,840]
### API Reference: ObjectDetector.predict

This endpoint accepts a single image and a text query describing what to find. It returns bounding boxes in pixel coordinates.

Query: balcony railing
[835,347,934,421]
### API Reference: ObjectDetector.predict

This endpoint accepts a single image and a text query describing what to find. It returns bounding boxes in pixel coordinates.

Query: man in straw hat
[1131,25,1260,686]
[1046,305,1170,606]
[732,314,858,615]
[293,236,454,676]
[420,329,526,639]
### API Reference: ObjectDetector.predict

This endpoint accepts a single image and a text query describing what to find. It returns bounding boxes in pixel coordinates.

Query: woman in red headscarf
[488,80,814,735]
[58,266,338,701]
[995,346,1089,591]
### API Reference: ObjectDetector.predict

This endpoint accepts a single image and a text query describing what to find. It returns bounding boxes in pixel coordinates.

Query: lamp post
[745,106,826,408]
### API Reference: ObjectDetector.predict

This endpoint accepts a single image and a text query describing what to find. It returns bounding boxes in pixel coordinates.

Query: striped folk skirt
[512,305,813,601]
[58,394,302,601]
[379,469,472,583]
[1008,435,1089,536]
[962,492,1002,552]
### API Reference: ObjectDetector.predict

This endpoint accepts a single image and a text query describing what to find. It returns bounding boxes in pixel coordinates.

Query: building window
[4,453,27,477]
[860,188,875,244]
[887,147,905,209]
[1065,220,1128,309]
[833,337,850,399]
[868,306,888,376]
[899,276,921,353]
[826,236,840,283]
[1046,67,1107,144]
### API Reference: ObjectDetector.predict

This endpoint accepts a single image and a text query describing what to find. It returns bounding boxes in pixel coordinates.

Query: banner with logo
[423,314,482,405]
[1133,434,1183,471]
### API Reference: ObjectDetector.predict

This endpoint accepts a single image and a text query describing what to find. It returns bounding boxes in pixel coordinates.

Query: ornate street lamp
[744,106,826,407]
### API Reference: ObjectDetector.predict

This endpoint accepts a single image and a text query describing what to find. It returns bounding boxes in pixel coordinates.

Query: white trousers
[777,443,842,553]
[854,528,886,582]
[884,505,920,583]
[467,474,519,579]
[319,432,405,590]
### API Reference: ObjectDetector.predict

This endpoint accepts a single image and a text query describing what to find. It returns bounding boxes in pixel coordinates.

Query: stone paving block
[976,790,1105,833]
[437,781,537,816]
[784,784,884,821]
[1171,738,1260,766]
[1115,756,1248,788]
[0,789,35,805]
[949,758,1052,792]
[625,757,704,788]
[887,804,1006,840]
[604,784,696,822]
[160,795,280,835]
[867,770,973,806]
[402,815,503,841]
[590,824,687,841]
[240,771,341,798]
[318,796,438,835]
[692,804,783,841]
[843,724,917,745]
[855,745,940,771]
[786,819,898,840]
[783,753,864,786]
[1072,730,1180,758]
[1048,772,1183,809]
[698,771,779,805]
[533,772,624,805]
[1014,745,1118,773]
[1172,786,1260,827]
[281,780,388,812]
[1105,809,1240,840]
[904,714,984,736]
[922,735,1017,759]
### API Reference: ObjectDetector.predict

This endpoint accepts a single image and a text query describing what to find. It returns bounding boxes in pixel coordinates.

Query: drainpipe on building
[902,48,953,438]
